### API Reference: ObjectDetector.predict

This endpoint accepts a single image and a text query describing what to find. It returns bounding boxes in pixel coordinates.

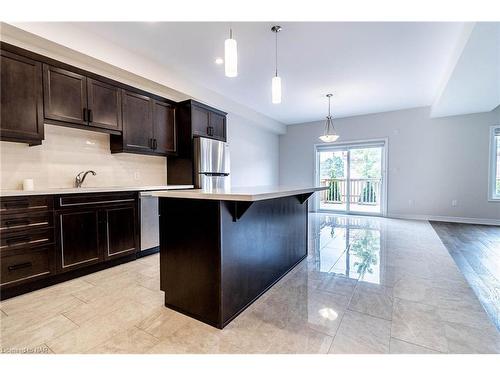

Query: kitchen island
[151,186,327,328]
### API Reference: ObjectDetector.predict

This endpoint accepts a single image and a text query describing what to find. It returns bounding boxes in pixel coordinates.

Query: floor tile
[391,298,448,353]
[2,215,499,354]
[47,301,155,353]
[267,326,333,354]
[62,293,130,326]
[389,338,442,354]
[87,327,160,354]
[348,283,393,320]
[1,314,78,350]
[314,275,358,296]
[445,322,500,354]
[136,306,193,340]
[330,310,391,354]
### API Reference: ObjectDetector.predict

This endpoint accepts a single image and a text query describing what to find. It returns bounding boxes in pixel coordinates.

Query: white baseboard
[388,214,500,226]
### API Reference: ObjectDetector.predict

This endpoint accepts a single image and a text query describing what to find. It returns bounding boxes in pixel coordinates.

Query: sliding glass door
[316,141,386,215]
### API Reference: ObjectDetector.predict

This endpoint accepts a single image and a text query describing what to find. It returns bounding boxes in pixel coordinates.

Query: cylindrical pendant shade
[272,76,282,104]
[224,38,238,77]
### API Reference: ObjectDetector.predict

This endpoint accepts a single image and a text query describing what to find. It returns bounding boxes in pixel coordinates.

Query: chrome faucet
[75,170,96,188]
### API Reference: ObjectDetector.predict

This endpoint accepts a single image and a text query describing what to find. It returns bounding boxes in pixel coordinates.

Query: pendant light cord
[275,30,278,77]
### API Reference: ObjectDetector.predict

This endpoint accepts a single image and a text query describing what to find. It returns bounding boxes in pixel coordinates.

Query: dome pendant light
[319,94,339,142]
[224,27,238,77]
[271,25,282,104]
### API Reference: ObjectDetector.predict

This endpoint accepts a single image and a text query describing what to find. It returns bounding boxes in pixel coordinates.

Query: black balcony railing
[320,178,381,205]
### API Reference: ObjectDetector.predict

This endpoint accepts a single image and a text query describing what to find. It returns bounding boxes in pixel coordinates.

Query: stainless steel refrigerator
[193,137,230,190]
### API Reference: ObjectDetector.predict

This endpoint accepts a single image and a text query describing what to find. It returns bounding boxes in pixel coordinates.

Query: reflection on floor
[430,221,500,331]
[319,202,380,214]
[1,213,499,354]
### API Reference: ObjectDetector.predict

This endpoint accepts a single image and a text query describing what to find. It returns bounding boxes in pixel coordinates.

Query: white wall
[227,114,280,187]
[280,106,500,222]
[0,125,167,190]
[0,24,281,190]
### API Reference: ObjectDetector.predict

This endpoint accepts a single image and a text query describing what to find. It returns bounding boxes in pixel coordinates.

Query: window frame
[488,125,500,201]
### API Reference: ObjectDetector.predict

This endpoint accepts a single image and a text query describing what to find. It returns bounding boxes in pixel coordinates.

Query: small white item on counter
[22,179,34,191]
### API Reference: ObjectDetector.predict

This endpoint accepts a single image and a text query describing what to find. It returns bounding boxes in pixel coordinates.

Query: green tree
[350,230,379,278]
[325,155,344,201]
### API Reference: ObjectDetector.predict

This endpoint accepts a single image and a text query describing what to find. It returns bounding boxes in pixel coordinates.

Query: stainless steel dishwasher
[139,192,160,252]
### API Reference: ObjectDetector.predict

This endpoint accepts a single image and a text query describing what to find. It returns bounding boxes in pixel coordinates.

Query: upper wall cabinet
[110,90,177,156]
[0,50,44,146]
[118,90,154,153]
[87,78,122,131]
[43,65,122,133]
[152,100,177,155]
[176,100,227,157]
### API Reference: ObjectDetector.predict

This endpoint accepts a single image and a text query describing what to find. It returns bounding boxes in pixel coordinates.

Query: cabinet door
[191,105,210,137]
[103,205,137,259]
[43,65,87,126]
[122,90,154,152]
[209,111,226,141]
[57,209,101,272]
[0,50,44,144]
[152,100,176,155]
[87,78,122,132]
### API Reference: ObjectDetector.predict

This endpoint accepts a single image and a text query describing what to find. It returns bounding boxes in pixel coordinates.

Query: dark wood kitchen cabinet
[167,100,227,185]
[209,111,226,140]
[190,101,226,141]
[0,195,56,289]
[1,191,140,300]
[87,78,122,132]
[55,192,139,273]
[43,65,87,126]
[115,90,154,153]
[175,99,227,158]
[57,209,101,272]
[0,50,44,146]
[43,64,122,134]
[110,91,176,156]
[103,205,137,259]
[152,100,177,155]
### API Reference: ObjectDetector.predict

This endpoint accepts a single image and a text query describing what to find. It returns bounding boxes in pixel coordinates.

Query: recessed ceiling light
[215,58,224,65]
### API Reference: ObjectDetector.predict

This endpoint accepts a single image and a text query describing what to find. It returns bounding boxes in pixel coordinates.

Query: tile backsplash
[0,125,167,190]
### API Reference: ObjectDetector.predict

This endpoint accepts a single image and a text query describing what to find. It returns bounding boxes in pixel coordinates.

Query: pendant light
[224,27,237,77]
[319,94,339,142]
[271,25,282,104]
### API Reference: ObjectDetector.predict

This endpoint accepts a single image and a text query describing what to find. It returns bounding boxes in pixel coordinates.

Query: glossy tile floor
[430,221,500,331]
[1,213,499,354]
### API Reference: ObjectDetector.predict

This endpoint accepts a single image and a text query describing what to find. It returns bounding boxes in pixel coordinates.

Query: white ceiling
[431,22,500,118]
[66,22,468,125]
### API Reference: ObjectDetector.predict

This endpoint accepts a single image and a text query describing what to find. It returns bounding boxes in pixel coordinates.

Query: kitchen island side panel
[220,196,308,325]
[159,197,222,327]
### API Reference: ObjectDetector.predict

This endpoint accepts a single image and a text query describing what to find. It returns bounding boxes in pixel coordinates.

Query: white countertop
[0,185,193,197]
[150,186,328,202]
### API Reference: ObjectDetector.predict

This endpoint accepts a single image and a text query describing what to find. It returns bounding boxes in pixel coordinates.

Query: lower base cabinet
[57,209,101,272]
[1,192,140,299]
[55,192,138,273]
[1,246,55,288]
[104,205,137,259]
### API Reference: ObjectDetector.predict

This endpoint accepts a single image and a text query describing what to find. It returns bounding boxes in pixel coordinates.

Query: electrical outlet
[452,199,458,207]
[134,171,140,181]
[408,199,414,207]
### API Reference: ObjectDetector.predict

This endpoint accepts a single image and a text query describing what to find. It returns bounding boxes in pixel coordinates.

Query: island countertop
[150,185,327,202]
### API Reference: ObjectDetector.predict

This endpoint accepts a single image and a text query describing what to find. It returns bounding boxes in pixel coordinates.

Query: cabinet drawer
[1,246,54,286]
[0,196,53,213]
[1,228,53,252]
[1,211,53,233]
[56,192,136,209]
